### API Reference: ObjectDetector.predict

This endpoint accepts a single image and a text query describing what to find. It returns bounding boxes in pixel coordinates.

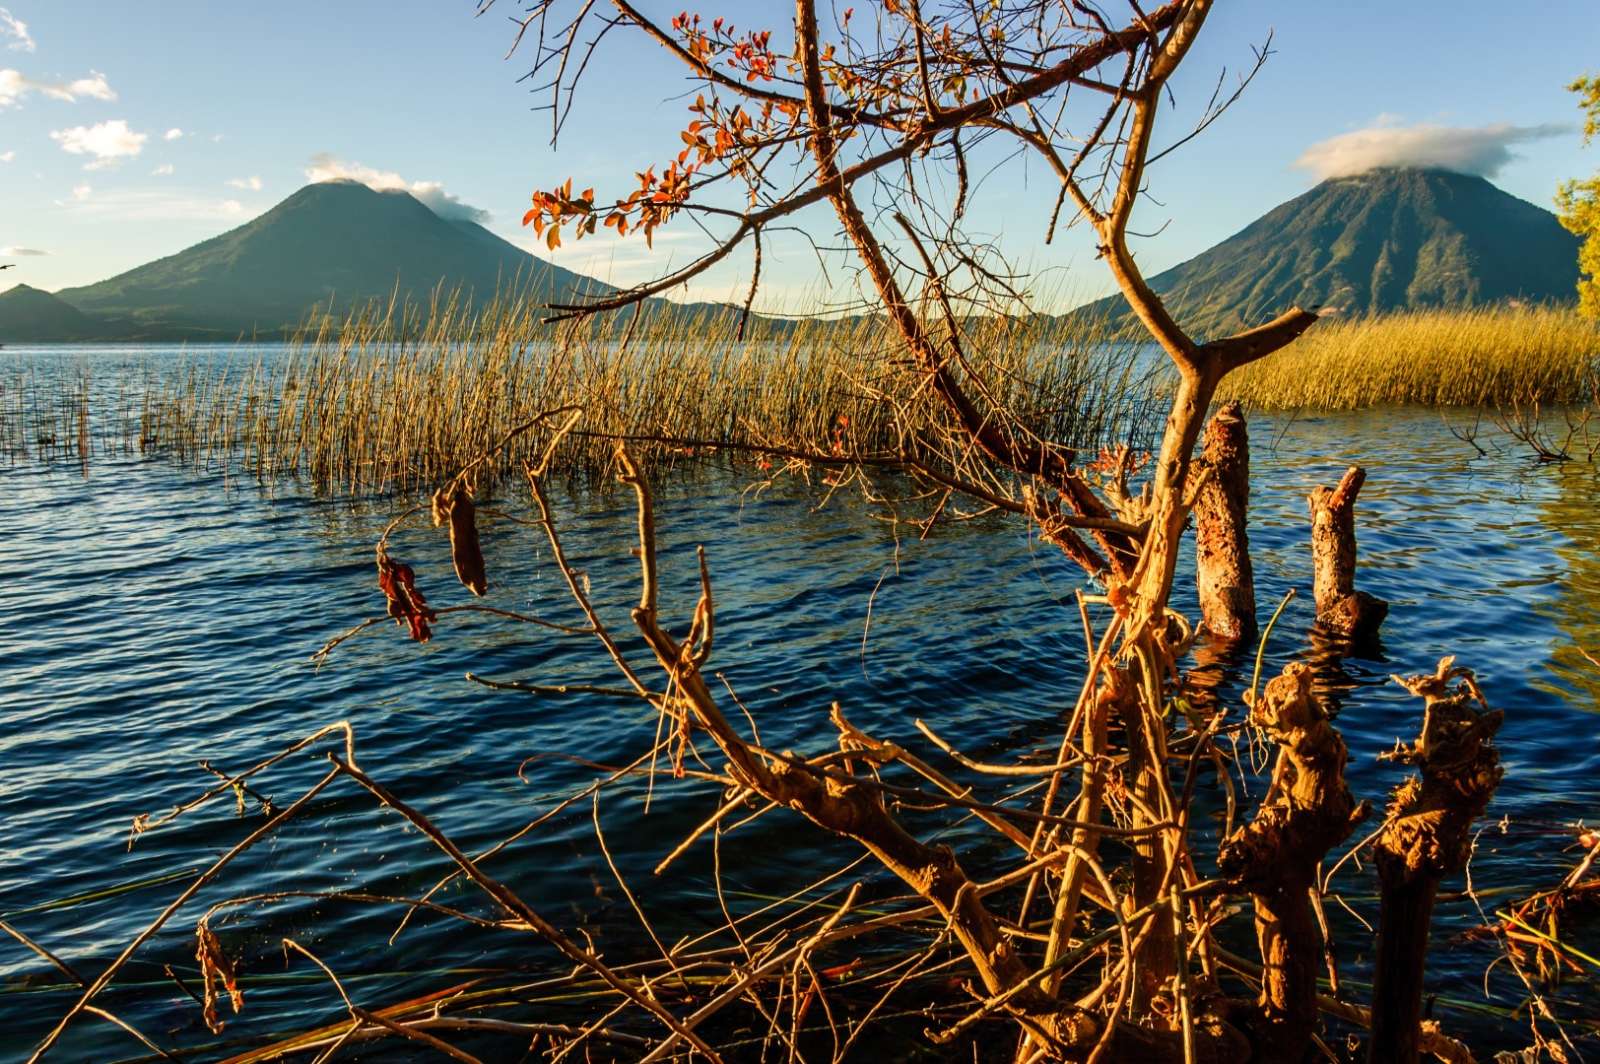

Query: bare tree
[504,0,1326,1049]
[26,4,1522,1062]
[456,2,1499,1059]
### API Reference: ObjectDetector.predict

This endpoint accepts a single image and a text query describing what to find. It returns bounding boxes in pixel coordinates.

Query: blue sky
[1,1,1596,311]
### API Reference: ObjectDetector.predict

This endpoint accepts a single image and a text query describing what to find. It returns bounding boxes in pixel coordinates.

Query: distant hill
[0,283,111,342]
[1074,167,1582,337]
[38,181,615,340]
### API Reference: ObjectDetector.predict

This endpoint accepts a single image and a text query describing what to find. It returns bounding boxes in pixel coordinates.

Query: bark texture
[1308,466,1387,639]
[1368,659,1503,1064]
[1193,400,1256,642]
[1219,661,1367,1062]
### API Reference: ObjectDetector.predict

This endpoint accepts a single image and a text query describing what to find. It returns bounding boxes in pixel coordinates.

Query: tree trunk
[1370,871,1439,1064]
[1193,400,1256,642]
[1368,659,1503,1064]
[1308,465,1387,639]
[1118,368,1219,1010]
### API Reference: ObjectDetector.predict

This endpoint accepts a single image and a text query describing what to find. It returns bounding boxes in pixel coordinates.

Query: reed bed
[4,292,1165,496]
[17,303,1595,491]
[0,366,144,467]
[1220,306,1600,410]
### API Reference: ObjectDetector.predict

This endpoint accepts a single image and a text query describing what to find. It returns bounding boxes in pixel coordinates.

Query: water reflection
[1535,463,1600,715]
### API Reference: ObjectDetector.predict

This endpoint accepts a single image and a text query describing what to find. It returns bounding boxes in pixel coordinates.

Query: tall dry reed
[1219,306,1600,410]
[11,291,1163,495]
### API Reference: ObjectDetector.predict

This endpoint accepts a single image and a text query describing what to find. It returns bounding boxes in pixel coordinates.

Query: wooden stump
[1308,465,1387,639]
[1194,401,1257,642]
[1368,659,1503,1064]
[1219,661,1367,1062]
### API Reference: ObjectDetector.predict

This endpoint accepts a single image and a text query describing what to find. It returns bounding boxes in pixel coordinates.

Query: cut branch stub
[1193,400,1256,642]
[1218,661,1368,1062]
[1308,465,1387,639]
[1368,657,1503,1064]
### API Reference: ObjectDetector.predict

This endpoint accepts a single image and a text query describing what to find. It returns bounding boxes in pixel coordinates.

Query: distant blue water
[2,345,1598,1060]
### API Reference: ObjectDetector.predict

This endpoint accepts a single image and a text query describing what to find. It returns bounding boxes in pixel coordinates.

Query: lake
[2,344,1598,1060]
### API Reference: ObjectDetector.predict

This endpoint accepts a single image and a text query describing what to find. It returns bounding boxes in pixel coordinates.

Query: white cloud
[50,72,114,102]
[71,183,91,200]
[1,245,47,255]
[2,68,116,107]
[304,153,491,224]
[58,187,251,222]
[50,118,147,169]
[226,175,262,191]
[163,127,183,141]
[151,162,174,176]
[0,7,34,53]
[1295,120,1570,181]
[0,149,13,162]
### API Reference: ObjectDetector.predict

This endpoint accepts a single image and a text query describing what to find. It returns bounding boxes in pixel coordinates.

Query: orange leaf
[196,924,243,1034]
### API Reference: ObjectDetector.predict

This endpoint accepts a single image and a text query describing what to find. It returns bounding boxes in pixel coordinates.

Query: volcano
[1074,167,1582,336]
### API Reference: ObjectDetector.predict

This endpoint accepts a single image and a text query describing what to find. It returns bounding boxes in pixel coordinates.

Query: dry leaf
[433,481,487,596]
[195,922,243,1033]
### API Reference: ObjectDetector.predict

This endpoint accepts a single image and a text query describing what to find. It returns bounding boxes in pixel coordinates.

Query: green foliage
[1559,176,1600,318]
[1558,73,1600,319]
[1571,73,1600,145]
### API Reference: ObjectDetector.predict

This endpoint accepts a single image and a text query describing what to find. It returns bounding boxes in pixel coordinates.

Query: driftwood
[1308,465,1388,639]
[1193,401,1257,642]
[1369,659,1503,1064]
[1219,661,1368,1061]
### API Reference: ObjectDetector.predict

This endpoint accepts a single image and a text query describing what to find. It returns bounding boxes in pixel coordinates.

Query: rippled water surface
[3,345,1599,1060]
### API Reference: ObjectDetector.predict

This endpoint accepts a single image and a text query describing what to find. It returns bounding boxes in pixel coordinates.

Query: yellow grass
[1219,307,1600,410]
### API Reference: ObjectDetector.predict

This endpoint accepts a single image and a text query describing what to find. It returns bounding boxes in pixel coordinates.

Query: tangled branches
[15,4,1582,1062]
